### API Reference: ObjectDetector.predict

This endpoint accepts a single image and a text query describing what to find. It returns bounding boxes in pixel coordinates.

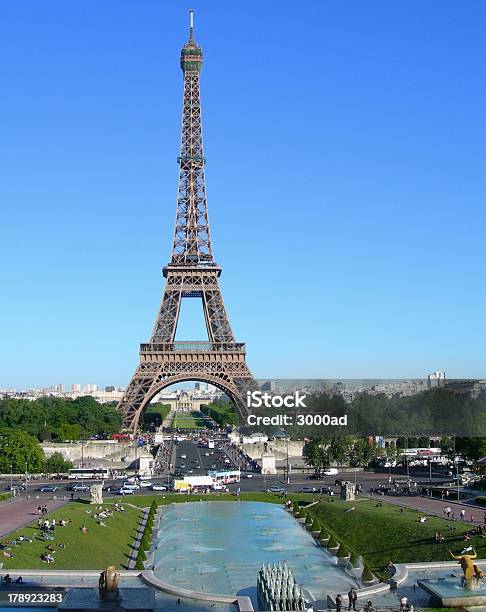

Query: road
[0,435,474,503]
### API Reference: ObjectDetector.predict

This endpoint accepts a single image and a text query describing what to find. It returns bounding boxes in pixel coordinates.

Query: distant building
[445,379,484,400]
[71,384,81,392]
[260,380,278,392]
[83,384,98,393]
[427,371,446,388]
[105,385,115,392]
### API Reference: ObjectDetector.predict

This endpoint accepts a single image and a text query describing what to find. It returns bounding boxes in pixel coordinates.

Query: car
[267,486,286,494]
[243,473,253,478]
[181,454,187,459]
[71,484,90,492]
[118,487,134,495]
[139,481,153,488]
[152,483,167,491]
[39,485,58,493]
[324,468,338,475]
[204,452,210,456]
[123,482,140,490]
[300,486,317,493]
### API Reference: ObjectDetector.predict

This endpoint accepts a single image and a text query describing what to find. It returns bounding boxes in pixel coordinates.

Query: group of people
[335,589,374,611]
[37,505,49,516]
[1,534,36,558]
[1,574,23,584]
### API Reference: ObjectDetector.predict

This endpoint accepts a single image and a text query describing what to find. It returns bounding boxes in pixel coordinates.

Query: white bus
[208,470,240,485]
[68,467,110,480]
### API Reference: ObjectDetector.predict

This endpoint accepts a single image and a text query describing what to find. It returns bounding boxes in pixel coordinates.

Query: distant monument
[340,481,356,501]
[90,484,103,505]
[261,443,277,475]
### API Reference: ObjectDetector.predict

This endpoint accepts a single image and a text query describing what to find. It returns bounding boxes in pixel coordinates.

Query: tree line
[0,396,122,442]
[239,388,486,438]
[0,429,73,474]
[303,434,486,473]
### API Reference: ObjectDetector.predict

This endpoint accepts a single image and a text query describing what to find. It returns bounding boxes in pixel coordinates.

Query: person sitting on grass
[464,532,472,542]
[40,553,54,564]
[435,531,445,543]
[80,525,88,534]
[3,551,14,558]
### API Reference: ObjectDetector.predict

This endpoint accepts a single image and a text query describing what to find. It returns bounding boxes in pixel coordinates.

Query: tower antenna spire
[189,9,194,42]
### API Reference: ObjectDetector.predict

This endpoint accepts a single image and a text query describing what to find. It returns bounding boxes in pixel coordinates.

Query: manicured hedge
[337,543,350,558]
[134,502,158,569]
[362,565,374,583]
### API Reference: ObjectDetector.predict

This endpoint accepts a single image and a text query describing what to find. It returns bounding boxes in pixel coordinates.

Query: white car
[324,468,338,475]
[152,484,167,491]
[119,487,134,495]
[139,481,153,488]
[123,482,140,490]
[204,452,210,456]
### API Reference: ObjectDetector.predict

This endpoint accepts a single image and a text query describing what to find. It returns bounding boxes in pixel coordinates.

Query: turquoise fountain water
[153,501,356,603]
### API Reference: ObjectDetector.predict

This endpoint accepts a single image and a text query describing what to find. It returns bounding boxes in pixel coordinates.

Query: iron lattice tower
[118,12,256,430]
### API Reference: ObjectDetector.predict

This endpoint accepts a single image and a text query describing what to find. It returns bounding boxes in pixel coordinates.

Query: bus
[68,468,110,480]
[208,470,240,485]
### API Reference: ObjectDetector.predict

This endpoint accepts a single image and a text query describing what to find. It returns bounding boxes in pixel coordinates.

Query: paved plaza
[0,497,66,537]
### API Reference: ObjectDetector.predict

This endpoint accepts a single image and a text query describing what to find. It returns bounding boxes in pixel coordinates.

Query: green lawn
[1,502,143,570]
[306,498,484,576]
[170,410,207,429]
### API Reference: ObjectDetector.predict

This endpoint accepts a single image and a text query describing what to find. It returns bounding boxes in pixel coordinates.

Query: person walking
[336,593,343,612]
[461,509,466,521]
[347,587,357,611]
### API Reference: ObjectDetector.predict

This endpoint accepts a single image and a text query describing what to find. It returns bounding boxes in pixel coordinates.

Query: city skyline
[1,1,485,388]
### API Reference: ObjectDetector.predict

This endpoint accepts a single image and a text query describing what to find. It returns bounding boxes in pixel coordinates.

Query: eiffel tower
[118,12,255,431]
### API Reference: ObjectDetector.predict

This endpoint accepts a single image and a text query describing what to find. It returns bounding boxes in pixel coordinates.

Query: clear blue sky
[1,1,485,388]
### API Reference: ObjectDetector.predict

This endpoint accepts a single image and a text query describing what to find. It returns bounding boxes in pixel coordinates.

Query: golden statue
[449,550,484,589]
[98,565,120,600]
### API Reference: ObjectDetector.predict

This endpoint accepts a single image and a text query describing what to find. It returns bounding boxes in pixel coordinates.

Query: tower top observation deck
[181,10,203,73]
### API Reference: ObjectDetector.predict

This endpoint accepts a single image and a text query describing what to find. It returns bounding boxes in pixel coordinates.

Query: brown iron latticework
[118,12,256,430]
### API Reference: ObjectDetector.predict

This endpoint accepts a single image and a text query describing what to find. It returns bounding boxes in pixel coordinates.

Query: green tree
[456,437,486,461]
[303,438,329,473]
[349,438,377,467]
[45,452,73,474]
[0,429,45,473]
[418,436,430,448]
[329,436,354,466]
[57,424,82,441]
